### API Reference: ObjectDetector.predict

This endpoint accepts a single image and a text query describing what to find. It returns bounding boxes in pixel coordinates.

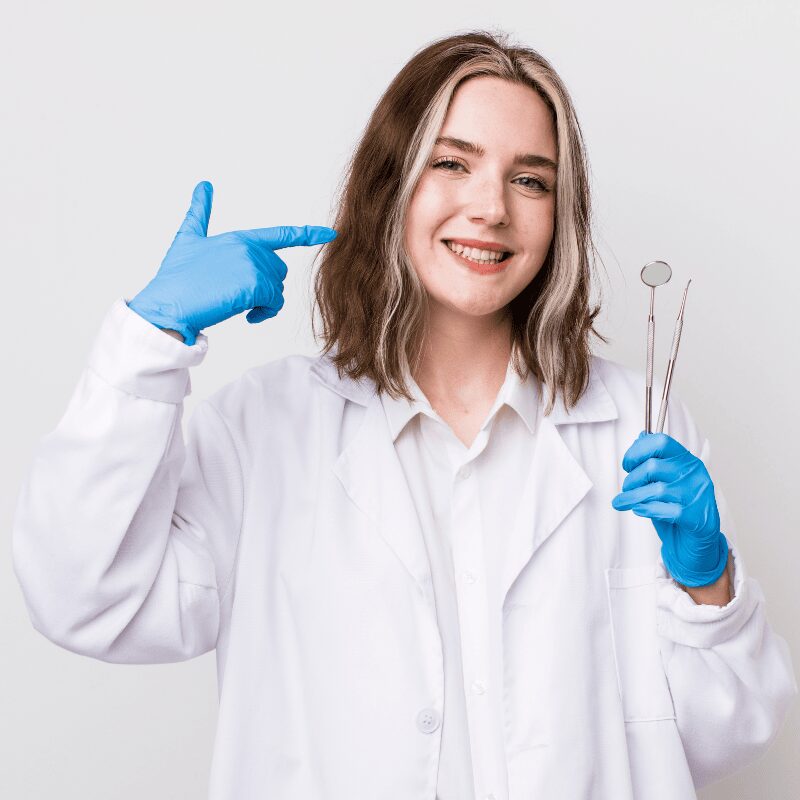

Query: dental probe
[655,279,692,434]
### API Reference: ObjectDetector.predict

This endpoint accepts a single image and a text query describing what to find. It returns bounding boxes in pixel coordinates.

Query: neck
[413,304,513,409]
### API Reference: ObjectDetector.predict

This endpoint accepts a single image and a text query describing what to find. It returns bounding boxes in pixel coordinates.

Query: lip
[442,240,513,275]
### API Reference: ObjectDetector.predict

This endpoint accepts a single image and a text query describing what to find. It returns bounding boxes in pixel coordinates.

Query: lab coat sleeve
[654,398,799,788]
[11,298,243,664]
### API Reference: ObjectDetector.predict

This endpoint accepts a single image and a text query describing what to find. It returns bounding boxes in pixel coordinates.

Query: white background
[1,1,798,797]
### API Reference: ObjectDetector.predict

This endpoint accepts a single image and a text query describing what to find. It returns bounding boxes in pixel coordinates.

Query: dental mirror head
[640,260,672,288]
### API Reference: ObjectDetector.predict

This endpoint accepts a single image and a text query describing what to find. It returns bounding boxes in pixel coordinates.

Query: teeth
[445,241,506,263]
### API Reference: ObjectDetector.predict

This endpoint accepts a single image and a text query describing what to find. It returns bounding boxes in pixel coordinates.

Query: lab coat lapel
[499,411,593,608]
[332,392,436,612]
[499,368,618,608]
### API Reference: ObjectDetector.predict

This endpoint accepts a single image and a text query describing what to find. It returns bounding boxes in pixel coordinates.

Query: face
[404,75,557,327]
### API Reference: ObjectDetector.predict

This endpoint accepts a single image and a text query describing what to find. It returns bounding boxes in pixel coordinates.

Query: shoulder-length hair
[309,28,609,416]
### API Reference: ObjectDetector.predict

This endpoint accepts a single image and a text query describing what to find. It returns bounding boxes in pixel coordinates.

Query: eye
[516,176,549,192]
[430,157,550,192]
[431,157,466,172]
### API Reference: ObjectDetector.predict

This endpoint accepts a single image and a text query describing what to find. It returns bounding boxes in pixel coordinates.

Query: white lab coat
[12,298,798,799]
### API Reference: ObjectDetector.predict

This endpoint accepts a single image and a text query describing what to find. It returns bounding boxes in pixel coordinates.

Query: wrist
[676,550,733,606]
[161,328,185,343]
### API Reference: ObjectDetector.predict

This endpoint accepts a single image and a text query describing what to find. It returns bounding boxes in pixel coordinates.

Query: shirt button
[416,707,441,733]
[457,464,472,479]
[463,571,477,584]
[471,680,486,695]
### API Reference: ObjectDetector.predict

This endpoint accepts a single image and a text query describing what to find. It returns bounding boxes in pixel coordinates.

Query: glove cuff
[662,532,729,588]
[127,297,197,345]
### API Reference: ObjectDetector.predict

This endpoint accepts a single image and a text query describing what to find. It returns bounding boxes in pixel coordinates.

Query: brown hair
[308,28,609,416]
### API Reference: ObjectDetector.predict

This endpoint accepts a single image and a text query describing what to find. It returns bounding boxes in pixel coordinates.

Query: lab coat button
[463,571,477,583]
[471,680,486,695]
[457,464,471,479]
[416,708,441,733]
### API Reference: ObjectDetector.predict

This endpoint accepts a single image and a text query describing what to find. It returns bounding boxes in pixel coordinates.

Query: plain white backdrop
[1,1,798,797]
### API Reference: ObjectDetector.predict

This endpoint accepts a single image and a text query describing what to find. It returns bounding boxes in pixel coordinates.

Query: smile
[442,240,514,274]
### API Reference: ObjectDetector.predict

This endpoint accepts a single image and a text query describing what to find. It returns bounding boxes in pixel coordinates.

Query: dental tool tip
[678,280,691,317]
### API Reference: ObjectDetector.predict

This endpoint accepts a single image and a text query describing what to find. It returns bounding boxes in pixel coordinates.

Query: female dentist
[12,29,797,800]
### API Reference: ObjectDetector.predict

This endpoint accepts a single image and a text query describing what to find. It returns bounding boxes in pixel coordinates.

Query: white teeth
[445,241,506,263]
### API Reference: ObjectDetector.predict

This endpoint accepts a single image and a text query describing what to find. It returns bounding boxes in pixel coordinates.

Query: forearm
[674,549,733,607]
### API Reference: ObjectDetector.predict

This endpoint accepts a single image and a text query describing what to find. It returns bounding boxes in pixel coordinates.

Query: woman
[12,29,796,799]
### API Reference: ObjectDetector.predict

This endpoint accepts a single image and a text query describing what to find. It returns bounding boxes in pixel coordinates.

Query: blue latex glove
[611,431,729,587]
[128,181,337,346]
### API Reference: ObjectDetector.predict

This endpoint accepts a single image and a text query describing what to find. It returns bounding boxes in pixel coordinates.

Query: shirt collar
[379,352,541,443]
[309,343,619,427]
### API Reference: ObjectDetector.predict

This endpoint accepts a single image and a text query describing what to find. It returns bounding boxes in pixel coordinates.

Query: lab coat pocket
[605,566,676,722]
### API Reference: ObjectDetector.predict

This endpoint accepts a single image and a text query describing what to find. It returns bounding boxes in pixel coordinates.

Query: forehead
[439,77,556,159]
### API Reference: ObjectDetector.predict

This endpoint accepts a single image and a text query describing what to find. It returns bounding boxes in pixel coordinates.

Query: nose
[466,176,510,228]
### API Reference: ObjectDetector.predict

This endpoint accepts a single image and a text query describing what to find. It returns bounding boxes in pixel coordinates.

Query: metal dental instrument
[640,261,672,434]
[655,278,691,434]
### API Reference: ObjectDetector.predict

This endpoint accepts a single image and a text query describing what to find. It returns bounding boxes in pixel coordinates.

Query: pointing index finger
[237,225,337,249]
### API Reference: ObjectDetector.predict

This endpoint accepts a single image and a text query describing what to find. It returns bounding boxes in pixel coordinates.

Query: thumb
[176,180,213,237]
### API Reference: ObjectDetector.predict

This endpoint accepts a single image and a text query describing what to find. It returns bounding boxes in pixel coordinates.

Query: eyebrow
[434,135,558,172]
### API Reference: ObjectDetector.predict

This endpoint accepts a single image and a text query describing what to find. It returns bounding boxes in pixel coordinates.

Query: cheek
[527,200,555,248]
[511,205,555,289]
[406,178,453,235]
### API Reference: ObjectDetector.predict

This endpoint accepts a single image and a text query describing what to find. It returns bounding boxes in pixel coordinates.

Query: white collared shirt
[380,355,541,800]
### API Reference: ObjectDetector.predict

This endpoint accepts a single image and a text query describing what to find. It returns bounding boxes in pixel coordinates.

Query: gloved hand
[127,181,338,346]
[611,431,729,587]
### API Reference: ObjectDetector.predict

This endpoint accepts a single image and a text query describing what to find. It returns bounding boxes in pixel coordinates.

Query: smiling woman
[403,76,560,409]
[311,30,608,418]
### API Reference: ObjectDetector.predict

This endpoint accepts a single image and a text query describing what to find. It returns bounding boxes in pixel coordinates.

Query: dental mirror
[641,260,672,288]
[640,261,672,433]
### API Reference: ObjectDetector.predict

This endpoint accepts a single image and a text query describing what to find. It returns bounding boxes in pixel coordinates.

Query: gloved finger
[236,224,337,250]
[247,284,285,324]
[246,296,285,324]
[250,246,289,283]
[176,181,213,238]
[621,432,688,473]
[246,306,272,324]
[622,455,685,492]
[631,500,682,523]
[612,481,682,510]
